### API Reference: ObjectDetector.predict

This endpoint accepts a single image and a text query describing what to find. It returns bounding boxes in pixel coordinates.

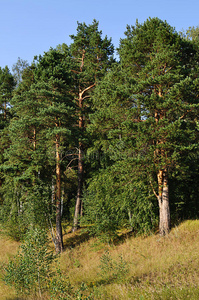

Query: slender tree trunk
[71,47,95,231]
[157,169,170,235]
[154,104,170,235]
[73,93,84,232]
[55,135,64,253]
[73,142,84,231]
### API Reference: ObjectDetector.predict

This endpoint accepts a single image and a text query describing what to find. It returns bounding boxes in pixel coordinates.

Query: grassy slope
[0,231,20,299]
[1,220,199,299]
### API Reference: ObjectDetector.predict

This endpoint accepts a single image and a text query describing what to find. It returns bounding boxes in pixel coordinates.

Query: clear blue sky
[1,0,199,71]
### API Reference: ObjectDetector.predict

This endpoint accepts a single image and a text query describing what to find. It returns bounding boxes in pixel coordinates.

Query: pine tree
[117,18,199,235]
[0,66,15,204]
[33,48,76,252]
[86,65,157,237]
[2,49,75,252]
[1,64,47,239]
[0,66,15,124]
[87,18,199,236]
[69,19,114,231]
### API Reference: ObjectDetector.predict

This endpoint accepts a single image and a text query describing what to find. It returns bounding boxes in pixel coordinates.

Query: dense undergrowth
[0,220,199,299]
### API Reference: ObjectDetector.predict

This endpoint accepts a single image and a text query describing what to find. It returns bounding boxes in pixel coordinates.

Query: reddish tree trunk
[73,92,84,232]
[72,48,96,232]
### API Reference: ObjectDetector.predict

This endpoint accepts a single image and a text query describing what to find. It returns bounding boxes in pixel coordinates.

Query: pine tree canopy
[0,18,198,243]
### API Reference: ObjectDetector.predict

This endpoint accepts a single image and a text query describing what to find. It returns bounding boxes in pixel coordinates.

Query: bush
[83,161,157,241]
[99,250,129,282]
[3,227,54,298]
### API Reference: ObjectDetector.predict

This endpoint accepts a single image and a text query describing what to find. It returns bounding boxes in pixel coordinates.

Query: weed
[99,251,129,282]
[3,227,54,298]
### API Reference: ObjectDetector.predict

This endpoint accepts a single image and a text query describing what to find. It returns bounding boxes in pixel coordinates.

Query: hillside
[0,220,199,299]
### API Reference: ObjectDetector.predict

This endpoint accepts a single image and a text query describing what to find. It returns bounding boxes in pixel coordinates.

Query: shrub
[3,227,54,298]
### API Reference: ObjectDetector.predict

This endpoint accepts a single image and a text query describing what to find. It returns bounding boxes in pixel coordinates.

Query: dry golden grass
[0,230,20,300]
[0,220,199,299]
[59,220,199,299]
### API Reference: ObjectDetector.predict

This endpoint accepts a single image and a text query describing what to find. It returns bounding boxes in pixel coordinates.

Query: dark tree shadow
[112,230,135,245]
[63,229,91,249]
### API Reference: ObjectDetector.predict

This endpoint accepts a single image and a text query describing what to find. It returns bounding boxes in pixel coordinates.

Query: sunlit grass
[59,220,199,299]
[0,220,199,299]
[0,229,20,299]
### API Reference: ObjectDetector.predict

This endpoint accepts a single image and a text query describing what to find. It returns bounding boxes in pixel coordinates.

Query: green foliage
[87,17,199,236]
[3,227,54,297]
[0,65,15,202]
[0,66,15,124]
[70,19,114,84]
[49,268,74,300]
[0,47,77,246]
[83,159,157,241]
[49,267,94,300]
[0,17,199,259]
[0,178,28,240]
[3,227,94,299]
[74,282,93,300]
[69,19,115,149]
[0,176,54,241]
[169,152,199,221]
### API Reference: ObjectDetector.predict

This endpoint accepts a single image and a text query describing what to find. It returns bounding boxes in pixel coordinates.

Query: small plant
[3,226,94,299]
[75,282,93,300]
[3,227,54,298]
[49,268,74,300]
[74,258,82,268]
[99,250,129,282]
[49,274,93,300]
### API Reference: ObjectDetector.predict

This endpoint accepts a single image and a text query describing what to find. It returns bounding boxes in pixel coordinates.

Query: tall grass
[60,220,199,299]
[0,229,20,299]
[1,220,199,299]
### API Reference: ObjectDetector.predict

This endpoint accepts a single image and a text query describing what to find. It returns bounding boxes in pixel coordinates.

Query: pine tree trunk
[157,169,170,236]
[55,135,64,253]
[73,92,85,232]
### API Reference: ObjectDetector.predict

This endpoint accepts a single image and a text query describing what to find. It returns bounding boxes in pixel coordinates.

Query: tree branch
[148,174,159,200]
[81,83,96,97]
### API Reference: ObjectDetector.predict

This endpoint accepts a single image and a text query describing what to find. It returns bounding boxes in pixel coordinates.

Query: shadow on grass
[92,274,137,288]
[6,298,24,300]
[63,229,92,249]
[112,230,135,245]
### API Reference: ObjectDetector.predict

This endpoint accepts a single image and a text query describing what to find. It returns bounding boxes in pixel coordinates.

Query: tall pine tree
[117,18,199,235]
[87,18,199,236]
[2,49,75,252]
[0,66,15,205]
[69,19,114,231]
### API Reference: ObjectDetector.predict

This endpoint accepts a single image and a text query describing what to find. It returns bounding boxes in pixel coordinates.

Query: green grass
[1,220,199,299]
